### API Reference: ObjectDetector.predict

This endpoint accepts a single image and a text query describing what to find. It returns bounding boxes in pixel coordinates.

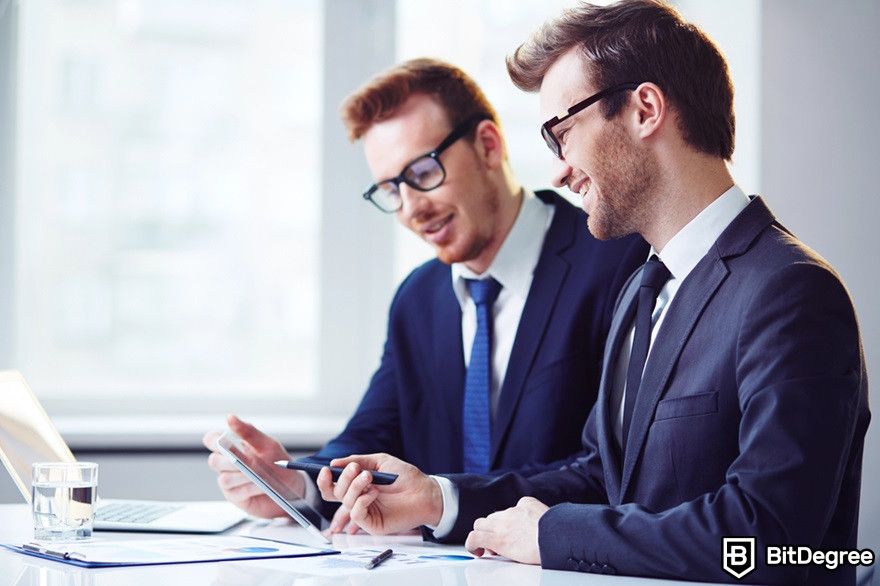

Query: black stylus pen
[365,548,393,569]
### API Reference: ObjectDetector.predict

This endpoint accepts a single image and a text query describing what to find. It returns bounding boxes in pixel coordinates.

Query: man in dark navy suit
[203,59,646,533]
[317,3,870,584]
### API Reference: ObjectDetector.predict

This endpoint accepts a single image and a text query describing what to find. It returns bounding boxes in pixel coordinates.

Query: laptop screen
[0,370,76,502]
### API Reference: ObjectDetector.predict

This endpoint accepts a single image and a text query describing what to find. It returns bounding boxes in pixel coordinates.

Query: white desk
[0,504,720,585]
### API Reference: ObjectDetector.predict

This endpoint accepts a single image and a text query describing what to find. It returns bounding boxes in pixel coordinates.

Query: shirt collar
[451,189,552,304]
[652,184,751,282]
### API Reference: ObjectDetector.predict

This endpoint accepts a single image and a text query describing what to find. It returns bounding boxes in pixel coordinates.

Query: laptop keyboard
[95,502,184,524]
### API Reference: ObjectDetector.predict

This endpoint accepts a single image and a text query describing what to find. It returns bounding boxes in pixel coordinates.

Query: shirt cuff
[424,475,459,538]
[298,470,323,510]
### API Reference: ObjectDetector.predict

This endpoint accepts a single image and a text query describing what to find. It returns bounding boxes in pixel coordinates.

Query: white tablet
[215,430,331,544]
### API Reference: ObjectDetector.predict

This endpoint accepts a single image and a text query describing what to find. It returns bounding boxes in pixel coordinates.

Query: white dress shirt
[610,185,750,447]
[451,189,554,418]
[299,189,554,521]
[431,184,751,537]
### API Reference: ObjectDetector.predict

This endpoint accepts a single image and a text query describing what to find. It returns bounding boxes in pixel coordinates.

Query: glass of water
[31,462,98,541]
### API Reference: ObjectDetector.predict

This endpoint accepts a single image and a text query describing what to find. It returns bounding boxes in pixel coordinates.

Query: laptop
[0,370,247,533]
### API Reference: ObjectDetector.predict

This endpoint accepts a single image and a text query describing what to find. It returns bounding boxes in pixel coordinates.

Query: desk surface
[0,503,719,586]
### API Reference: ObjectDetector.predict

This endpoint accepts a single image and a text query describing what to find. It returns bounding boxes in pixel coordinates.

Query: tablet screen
[215,431,328,530]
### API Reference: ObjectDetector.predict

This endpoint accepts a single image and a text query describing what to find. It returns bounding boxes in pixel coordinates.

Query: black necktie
[622,255,671,452]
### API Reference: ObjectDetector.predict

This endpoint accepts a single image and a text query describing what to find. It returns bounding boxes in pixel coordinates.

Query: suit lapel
[619,253,729,500]
[617,195,776,500]
[432,274,465,465]
[595,271,640,505]
[490,192,573,465]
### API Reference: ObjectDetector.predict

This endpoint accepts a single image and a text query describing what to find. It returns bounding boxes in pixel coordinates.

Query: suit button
[566,558,577,571]
[577,560,590,572]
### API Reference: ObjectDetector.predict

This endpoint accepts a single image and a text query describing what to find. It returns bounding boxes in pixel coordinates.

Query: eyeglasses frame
[541,82,641,159]
[362,113,492,213]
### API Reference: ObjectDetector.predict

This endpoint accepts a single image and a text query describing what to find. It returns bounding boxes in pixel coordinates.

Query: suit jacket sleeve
[427,404,609,543]
[537,262,866,583]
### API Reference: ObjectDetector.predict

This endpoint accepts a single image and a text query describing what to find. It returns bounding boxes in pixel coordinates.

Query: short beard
[586,119,656,241]
[438,175,499,266]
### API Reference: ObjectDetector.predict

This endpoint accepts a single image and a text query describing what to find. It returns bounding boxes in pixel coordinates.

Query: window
[9,0,325,412]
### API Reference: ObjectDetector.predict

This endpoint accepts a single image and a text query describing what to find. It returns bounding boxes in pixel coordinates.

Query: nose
[550,157,573,189]
[398,184,431,222]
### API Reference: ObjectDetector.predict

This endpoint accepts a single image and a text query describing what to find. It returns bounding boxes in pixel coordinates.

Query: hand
[325,504,363,535]
[203,415,304,519]
[465,496,548,565]
[315,453,442,535]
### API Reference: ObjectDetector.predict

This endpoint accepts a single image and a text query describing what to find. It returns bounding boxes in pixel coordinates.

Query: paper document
[268,546,475,576]
[2,535,337,568]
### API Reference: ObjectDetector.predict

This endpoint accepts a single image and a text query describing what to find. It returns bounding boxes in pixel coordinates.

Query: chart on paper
[279,547,475,576]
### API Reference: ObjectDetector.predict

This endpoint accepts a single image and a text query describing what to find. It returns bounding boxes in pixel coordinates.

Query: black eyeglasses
[541,82,640,159]
[362,113,491,213]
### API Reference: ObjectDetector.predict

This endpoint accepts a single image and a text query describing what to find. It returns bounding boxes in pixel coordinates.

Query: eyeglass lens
[371,155,446,212]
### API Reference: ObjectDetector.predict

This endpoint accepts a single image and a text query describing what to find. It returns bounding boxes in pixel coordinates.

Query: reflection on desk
[0,504,721,585]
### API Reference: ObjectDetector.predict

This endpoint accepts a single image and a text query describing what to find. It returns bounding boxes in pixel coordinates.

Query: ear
[628,82,666,140]
[472,120,506,169]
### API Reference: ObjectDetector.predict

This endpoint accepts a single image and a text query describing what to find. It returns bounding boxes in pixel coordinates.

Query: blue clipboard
[2,535,339,568]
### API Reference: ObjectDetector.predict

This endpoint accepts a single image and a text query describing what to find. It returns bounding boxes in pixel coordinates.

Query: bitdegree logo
[722,537,756,579]
[722,537,875,579]
[766,546,874,570]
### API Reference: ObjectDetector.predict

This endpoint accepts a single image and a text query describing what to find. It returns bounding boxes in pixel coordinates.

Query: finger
[219,476,265,502]
[346,520,361,535]
[316,466,336,501]
[465,529,498,557]
[465,530,485,557]
[332,462,363,502]
[217,471,252,491]
[483,509,507,523]
[202,430,222,451]
[207,452,239,473]
[472,516,494,531]
[227,415,279,453]
[328,507,351,534]
[329,453,384,470]
[341,470,374,512]
[517,496,535,506]
[348,488,379,529]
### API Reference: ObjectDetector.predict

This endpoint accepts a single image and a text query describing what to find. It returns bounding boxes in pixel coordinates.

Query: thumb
[330,453,385,471]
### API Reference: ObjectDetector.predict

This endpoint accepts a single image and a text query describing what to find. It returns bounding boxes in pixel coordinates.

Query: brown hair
[507,0,735,160]
[340,58,499,141]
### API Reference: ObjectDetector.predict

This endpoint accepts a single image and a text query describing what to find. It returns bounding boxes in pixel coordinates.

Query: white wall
[760,0,880,552]
[676,0,761,194]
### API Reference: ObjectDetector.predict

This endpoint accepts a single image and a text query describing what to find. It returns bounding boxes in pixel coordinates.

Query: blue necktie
[622,255,671,453]
[462,277,503,473]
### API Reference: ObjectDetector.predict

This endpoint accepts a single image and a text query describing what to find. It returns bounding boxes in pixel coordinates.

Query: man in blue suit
[203,59,646,532]
[317,3,870,583]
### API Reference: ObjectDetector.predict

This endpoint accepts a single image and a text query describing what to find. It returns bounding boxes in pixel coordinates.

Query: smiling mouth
[571,177,591,197]
[422,213,453,236]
